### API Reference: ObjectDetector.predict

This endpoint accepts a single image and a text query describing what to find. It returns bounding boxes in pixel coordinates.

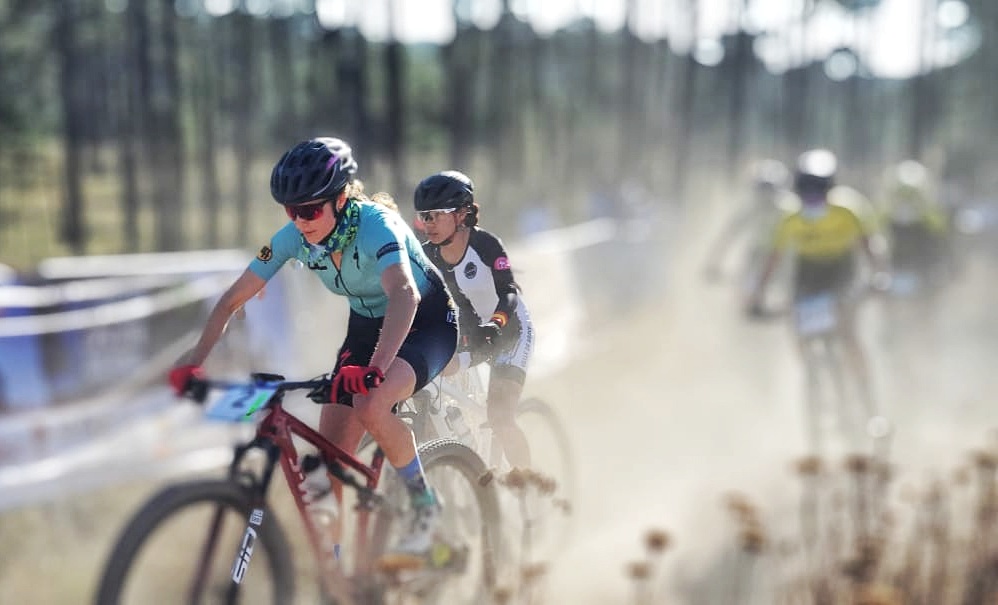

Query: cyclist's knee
[352,393,399,430]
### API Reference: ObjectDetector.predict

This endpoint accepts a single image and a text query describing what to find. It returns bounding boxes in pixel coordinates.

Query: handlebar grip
[311,370,382,405]
[364,371,383,389]
[186,377,210,404]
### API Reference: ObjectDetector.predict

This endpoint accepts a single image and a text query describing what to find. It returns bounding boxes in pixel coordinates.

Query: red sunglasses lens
[286,203,325,221]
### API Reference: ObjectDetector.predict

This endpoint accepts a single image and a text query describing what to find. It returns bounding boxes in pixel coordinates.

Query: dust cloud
[537,190,998,604]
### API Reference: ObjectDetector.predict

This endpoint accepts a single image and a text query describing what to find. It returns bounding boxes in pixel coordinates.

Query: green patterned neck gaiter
[301,198,361,263]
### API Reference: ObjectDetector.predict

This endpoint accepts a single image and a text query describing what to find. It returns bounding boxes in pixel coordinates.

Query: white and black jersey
[422,228,533,374]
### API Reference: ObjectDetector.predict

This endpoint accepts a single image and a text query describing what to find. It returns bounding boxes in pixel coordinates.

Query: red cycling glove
[168,364,204,396]
[332,365,384,397]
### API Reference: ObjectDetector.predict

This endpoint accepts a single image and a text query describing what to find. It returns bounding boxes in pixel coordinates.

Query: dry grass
[633,440,998,605]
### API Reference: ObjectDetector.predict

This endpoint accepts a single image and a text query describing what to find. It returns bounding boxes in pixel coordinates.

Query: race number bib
[205,385,277,422]
[890,270,919,297]
[794,293,838,336]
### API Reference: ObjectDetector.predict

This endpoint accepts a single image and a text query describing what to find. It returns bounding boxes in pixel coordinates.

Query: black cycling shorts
[334,289,457,402]
[793,256,855,299]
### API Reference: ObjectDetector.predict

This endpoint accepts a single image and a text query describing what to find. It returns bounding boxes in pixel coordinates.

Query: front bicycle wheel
[371,438,501,605]
[95,479,296,605]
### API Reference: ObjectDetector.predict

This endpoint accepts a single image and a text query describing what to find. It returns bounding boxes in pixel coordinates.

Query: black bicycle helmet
[793,148,837,195]
[413,170,475,211]
[270,137,358,206]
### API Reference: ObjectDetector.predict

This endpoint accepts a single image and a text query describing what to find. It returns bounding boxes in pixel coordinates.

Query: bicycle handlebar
[183,371,381,406]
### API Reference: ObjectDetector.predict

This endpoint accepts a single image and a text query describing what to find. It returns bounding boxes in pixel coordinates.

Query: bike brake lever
[307,381,332,404]
[363,371,382,389]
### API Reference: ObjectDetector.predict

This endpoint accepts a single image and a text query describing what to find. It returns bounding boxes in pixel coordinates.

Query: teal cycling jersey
[249,201,445,318]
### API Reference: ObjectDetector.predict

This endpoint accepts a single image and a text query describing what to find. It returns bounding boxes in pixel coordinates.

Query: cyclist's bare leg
[321,405,367,460]
[350,358,419,468]
[837,309,877,421]
[486,375,531,469]
[318,359,419,550]
[794,335,825,455]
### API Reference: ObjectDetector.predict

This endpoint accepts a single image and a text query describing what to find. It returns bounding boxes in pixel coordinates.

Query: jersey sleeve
[248,222,299,281]
[845,206,870,236]
[356,207,411,275]
[471,229,520,329]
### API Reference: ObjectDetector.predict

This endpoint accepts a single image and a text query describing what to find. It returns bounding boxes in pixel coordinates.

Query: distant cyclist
[880,159,951,293]
[168,137,457,557]
[413,170,535,469]
[701,159,797,290]
[747,149,889,425]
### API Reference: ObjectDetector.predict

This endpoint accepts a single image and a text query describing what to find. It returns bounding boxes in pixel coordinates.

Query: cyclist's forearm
[371,295,417,372]
[703,216,744,264]
[185,302,237,365]
[862,235,889,272]
[752,251,780,294]
[490,290,518,326]
[182,269,266,366]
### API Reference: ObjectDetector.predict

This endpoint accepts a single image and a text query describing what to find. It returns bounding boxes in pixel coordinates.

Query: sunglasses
[285,201,328,221]
[416,208,458,223]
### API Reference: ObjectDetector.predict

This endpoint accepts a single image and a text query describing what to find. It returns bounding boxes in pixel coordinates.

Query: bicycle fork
[231,508,266,584]
[190,438,283,599]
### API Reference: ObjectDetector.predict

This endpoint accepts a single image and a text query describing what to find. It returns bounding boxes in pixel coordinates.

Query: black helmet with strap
[270,137,358,206]
[413,170,475,211]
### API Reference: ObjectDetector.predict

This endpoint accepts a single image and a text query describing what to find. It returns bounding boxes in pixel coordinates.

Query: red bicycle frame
[229,392,391,602]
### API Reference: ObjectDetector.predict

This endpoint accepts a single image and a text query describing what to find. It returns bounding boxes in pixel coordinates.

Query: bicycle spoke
[188,504,229,602]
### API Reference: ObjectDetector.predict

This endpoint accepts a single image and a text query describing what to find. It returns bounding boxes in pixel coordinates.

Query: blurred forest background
[0,0,992,269]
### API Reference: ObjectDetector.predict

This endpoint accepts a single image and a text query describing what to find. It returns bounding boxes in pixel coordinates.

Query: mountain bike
[401,361,575,563]
[94,371,501,605]
[751,284,891,459]
[790,287,892,458]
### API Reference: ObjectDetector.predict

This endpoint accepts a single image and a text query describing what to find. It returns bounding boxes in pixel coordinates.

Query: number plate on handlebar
[204,385,277,422]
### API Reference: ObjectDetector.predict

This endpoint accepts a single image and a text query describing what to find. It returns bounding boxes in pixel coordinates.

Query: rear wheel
[499,397,576,562]
[95,479,295,605]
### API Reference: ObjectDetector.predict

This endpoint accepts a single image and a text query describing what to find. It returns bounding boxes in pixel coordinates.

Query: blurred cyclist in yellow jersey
[747,149,890,430]
[879,160,952,295]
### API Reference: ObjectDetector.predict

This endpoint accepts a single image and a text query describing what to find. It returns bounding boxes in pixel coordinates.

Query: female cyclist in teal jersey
[168,137,457,556]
